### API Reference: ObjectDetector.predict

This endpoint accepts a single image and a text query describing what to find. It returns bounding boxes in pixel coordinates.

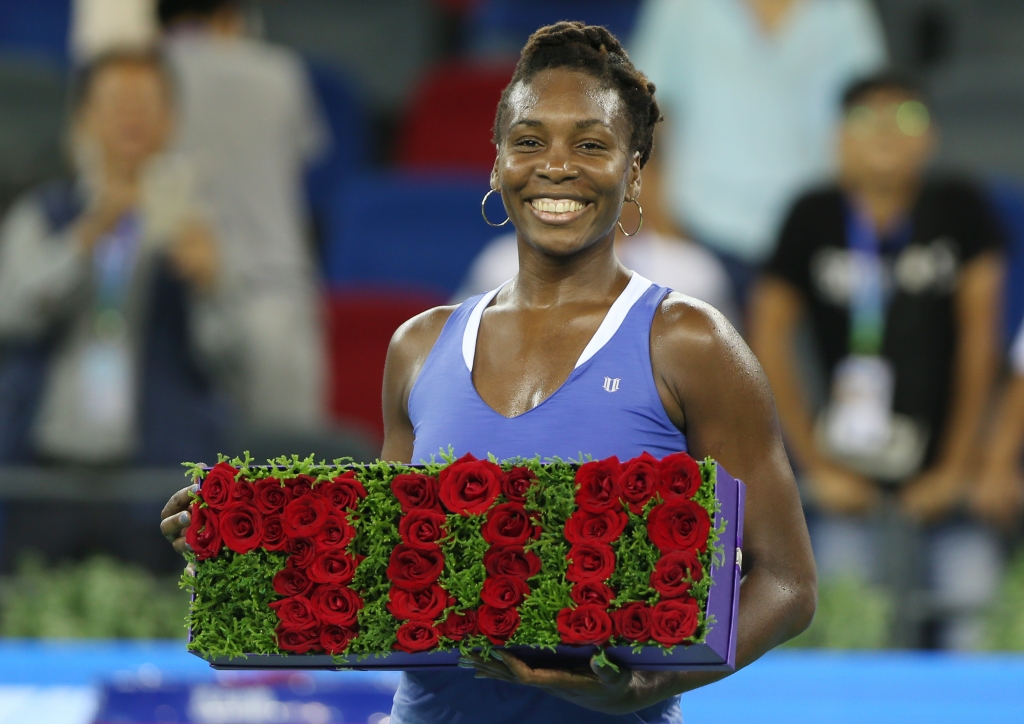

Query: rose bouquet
[184,451,743,670]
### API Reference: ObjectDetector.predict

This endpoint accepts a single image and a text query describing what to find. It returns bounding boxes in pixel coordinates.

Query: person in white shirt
[157,0,330,430]
[630,0,887,309]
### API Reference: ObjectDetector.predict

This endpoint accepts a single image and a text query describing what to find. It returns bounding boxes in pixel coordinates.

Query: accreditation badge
[816,355,928,482]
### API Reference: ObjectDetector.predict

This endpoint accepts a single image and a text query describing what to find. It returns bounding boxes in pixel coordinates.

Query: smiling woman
[160,20,817,724]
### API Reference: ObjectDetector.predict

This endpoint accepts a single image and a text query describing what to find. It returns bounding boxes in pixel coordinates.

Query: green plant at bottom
[983,546,1024,651]
[0,553,188,639]
[784,576,894,649]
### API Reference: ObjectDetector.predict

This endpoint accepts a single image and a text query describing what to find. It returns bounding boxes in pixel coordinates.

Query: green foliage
[784,576,894,649]
[983,546,1024,651]
[0,553,187,639]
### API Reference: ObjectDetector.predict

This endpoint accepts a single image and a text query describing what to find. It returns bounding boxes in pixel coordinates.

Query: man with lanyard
[750,71,1004,647]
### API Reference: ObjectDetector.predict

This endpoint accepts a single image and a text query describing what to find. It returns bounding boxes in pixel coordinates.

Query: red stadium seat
[395,60,514,173]
[325,289,447,441]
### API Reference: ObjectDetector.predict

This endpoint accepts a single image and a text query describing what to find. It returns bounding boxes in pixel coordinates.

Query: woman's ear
[627,151,642,201]
[490,151,501,190]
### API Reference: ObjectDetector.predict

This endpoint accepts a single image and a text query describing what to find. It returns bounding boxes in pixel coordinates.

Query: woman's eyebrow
[574,118,612,130]
[509,119,543,131]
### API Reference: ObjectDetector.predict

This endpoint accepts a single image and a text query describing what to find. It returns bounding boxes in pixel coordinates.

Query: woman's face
[493,68,641,257]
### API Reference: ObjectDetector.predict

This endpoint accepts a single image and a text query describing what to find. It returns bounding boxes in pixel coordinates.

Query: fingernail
[179,511,191,525]
[185,542,193,552]
[457,661,474,669]
[491,650,504,661]
[190,483,200,493]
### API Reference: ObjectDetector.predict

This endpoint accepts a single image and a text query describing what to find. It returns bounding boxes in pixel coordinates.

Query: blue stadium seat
[325,172,496,297]
[466,0,644,57]
[304,60,369,224]
[0,0,71,62]
[987,179,1024,347]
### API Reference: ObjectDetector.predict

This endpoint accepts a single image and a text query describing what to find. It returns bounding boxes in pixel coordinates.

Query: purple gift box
[192,463,744,672]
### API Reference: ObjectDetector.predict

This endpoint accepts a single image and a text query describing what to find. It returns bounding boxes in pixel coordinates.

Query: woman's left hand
[463,650,642,715]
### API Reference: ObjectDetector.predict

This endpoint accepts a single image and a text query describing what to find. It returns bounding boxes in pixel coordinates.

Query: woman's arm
[471,298,817,713]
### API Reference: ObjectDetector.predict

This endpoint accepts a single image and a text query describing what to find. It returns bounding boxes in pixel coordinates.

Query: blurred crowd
[0,0,1023,649]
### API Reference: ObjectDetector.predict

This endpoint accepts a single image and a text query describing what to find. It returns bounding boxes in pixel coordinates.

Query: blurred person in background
[630,0,887,315]
[973,321,1024,532]
[0,50,225,467]
[750,72,1004,648]
[157,0,330,431]
[456,154,737,321]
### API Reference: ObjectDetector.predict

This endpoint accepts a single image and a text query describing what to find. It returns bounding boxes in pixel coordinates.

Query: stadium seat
[304,60,369,225]
[395,60,513,173]
[325,171,497,297]
[0,0,71,61]
[466,0,644,58]
[325,289,445,439]
[988,179,1024,346]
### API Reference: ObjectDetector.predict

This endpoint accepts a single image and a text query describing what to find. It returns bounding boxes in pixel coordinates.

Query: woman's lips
[526,198,592,225]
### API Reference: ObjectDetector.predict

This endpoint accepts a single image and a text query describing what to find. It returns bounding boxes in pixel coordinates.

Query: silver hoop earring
[481,188,510,227]
[617,198,643,237]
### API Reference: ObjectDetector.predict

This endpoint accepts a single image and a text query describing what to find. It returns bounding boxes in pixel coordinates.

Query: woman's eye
[578,142,605,151]
[514,138,541,148]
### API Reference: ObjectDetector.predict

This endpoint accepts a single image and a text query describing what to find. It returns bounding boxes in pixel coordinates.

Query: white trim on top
[462,272,653,372]
[574,272,652,368]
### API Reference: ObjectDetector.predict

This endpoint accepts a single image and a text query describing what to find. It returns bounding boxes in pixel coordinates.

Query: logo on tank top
[603,377,621,393]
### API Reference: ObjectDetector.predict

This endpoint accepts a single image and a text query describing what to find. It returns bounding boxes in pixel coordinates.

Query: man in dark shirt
[749,72,1003,648]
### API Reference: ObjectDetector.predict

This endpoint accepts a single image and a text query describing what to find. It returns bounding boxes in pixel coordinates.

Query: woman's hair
[70,48,174,112]
[492,21,662,168]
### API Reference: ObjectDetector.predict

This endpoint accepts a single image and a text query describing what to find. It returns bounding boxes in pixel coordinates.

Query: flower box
[186,452,745,672]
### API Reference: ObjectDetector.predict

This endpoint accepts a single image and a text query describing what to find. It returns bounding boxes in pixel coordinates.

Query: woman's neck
[511,233,629,309]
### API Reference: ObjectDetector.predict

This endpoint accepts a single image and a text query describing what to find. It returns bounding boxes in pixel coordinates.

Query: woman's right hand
[160,485,197,556]
[807,462,879,516]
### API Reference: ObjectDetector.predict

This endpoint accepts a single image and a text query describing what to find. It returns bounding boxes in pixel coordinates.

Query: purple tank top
[393,273,686,724]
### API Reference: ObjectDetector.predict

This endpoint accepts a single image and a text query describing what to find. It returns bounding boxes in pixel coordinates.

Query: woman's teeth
[531,199,586,213]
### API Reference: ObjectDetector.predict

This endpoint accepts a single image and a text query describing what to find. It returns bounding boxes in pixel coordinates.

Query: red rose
[200,462,237,510]
[273,566,313,597]
[570,581,615,607]
[185,503,221,560]
[477,604,520,644]
[398,508,447,550]
[613,602,653,642]
[620,452,661,514]
[557,604,613,646]
[262,514,287,550]
[481,503,536,546]
[483,546,541,580]
[565,543,616,583]
[269,595,319,630]
[391,473,442,512]
[311,584,363,626]
[254,477,287,514]
[394,619,440,653]
[388,583,448,620]
[276,623,320,653]
[651,598,699,645]
[658,452,702,501]
[438,453,502,515]
[563,508,628,544]
[647,499,711,552]
[307,551,360,584]
[480,575,530,609]
[232,480,255,504]
[440,609,478,641]
[220,503,264,554]
[575,458,624,513]
[501,467,537,503]
[650,550,703,599]
[320,624,356,655]
[285,474,315,500]
[318,472,368,512]
[282,495,330,538]
[285,537,316,568]
[387,545,444,591]
[314,514,356,551]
